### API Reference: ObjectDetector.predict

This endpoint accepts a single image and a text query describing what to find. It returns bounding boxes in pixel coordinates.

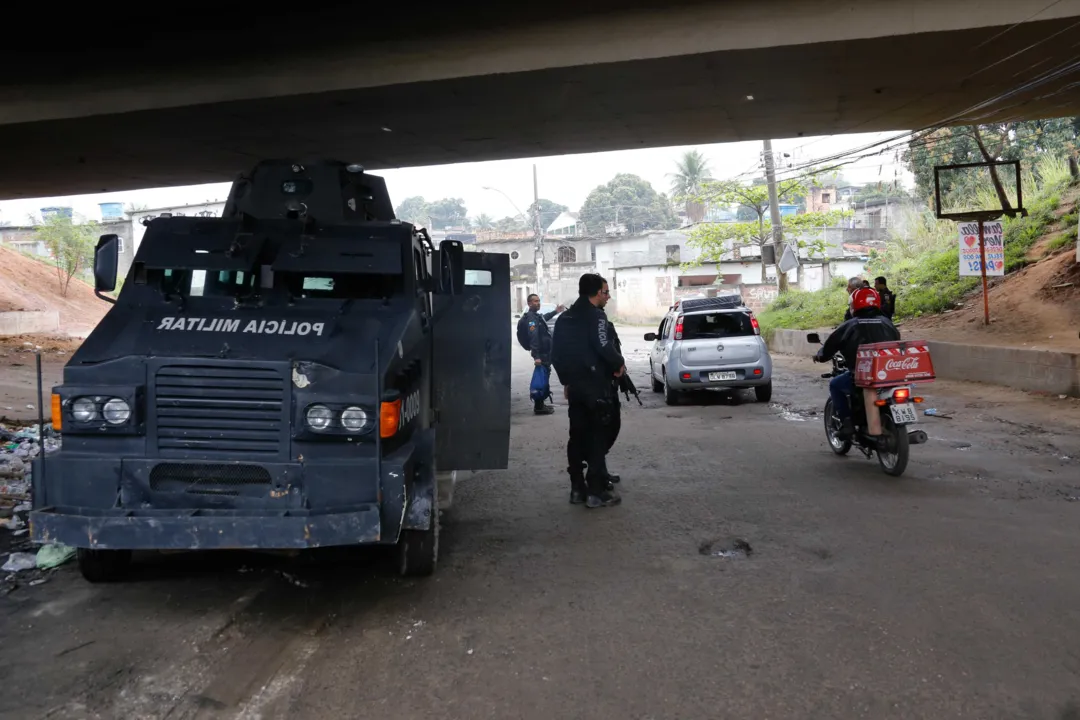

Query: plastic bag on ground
[2,552,37,572]
[36,544,76,569]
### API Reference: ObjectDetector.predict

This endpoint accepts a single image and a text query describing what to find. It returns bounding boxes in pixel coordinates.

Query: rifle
[617,373,643,406]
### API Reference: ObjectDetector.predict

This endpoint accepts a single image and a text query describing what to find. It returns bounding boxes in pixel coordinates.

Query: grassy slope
[757,178,1079,338]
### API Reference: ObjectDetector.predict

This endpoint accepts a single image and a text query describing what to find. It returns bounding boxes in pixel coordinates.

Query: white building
[130,201,225,254]
[545,211,581,236]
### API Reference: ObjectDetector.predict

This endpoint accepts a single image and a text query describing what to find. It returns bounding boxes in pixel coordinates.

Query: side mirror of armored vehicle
[806,333,821,344]
[643,333,657,341]
[93,234,120,304]
[437,240,465,295]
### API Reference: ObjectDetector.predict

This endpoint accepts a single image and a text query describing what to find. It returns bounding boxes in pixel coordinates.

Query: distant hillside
[0,246,108,335]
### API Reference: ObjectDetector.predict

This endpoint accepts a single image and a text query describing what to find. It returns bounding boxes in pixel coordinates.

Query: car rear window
[681,311,754,339]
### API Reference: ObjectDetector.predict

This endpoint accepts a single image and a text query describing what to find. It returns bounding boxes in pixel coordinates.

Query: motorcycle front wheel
[823,399,851,456]
[876,413,910,477]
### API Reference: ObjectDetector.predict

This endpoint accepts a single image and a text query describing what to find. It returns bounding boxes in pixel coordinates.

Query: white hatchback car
[644,295,773,405]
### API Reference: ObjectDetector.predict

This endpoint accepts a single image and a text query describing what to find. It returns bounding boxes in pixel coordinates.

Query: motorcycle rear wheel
[876,414,910,477]
[823,399,852,456]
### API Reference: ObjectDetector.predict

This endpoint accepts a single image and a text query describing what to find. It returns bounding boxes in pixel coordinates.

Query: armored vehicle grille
[154,365,285,457]
[149,463,272,495]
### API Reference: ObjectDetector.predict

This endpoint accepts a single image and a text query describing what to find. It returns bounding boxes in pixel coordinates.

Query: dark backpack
[516,315,533,351]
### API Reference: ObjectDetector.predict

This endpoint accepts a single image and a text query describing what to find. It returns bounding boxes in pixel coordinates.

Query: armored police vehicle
[30,160,511,581]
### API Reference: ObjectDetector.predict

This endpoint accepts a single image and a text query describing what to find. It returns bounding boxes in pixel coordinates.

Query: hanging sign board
[958,221,1004,277]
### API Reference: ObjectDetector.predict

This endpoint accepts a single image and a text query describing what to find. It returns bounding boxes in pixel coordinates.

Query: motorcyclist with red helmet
[814,287,900,439]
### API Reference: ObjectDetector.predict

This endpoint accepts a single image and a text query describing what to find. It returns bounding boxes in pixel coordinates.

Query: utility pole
[763,139,788,292]
[532,164,545,298]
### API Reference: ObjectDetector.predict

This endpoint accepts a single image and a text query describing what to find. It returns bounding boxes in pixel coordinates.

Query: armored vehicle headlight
[72,397,98,422]
[102,398,131,425]
[306,404,334,431]
[340,406,369,432]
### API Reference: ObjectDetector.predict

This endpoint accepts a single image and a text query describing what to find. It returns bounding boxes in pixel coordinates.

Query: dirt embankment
[0,246,108,336]
[903,186,1080,352]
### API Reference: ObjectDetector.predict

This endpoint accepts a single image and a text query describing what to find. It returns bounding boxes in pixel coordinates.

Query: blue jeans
[829,371,855,419]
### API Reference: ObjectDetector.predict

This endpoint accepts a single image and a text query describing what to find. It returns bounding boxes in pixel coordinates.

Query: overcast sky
[0,131,913,226]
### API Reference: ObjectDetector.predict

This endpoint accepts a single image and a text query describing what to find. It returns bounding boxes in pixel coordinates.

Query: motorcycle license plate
[708,371,738,381]
[890,403,917,425]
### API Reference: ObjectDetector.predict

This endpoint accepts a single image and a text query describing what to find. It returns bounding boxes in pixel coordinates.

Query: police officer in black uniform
[570,312,623,490]
[600,313,622,480]
[551,273,624,509]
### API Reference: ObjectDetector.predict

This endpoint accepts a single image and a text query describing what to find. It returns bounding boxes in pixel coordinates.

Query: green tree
[394,196,429,226]
[687,210,850,282]
[688,174,841,282]
[425,198,468,229]
[35,214,98,297]
[528,198,569,231]
[669,149,712,223]
[495,216,527,233]
[579,174,677,234]
[904,118,1080,204]
[474,213,495,230]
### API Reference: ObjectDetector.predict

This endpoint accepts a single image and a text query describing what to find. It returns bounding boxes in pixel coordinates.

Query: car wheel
[663,369,680,406]
[754,381,773,403]
[650,361,663,392]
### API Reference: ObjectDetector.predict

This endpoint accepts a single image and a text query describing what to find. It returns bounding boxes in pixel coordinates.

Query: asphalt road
[2,328,1080,720]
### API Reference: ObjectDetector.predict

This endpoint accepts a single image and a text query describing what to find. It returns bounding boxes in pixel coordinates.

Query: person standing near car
[551,274,624,509]
[875,276,896,320]
[516,294,564,415]
[843,276,863,321]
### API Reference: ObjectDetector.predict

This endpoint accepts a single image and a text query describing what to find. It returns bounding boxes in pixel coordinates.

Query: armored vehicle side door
[432,251,511,470]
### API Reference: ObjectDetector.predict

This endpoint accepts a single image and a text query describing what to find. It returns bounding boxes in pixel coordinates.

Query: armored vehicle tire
[77,548,132,583]
[754,381,773,403]
[398,491,439,577]
[650,361,663,392]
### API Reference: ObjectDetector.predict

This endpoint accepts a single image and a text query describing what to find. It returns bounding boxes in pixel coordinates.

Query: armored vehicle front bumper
[29,449,417,550]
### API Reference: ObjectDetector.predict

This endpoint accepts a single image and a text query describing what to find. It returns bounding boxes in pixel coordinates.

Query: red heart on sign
[964,236,977,247]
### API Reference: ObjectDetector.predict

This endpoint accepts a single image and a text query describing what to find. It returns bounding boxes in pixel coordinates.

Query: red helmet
[851,287,881,313]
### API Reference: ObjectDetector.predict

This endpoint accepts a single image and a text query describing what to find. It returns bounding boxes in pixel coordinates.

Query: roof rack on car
[675,295,745,313]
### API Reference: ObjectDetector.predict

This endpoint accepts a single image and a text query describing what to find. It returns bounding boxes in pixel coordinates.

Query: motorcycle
[807,333,928,477]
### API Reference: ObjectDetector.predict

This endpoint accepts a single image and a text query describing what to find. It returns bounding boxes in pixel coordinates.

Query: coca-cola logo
[884,357,920,371]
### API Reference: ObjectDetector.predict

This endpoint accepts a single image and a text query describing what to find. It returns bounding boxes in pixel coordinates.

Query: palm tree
[474,213,494,230]
[669,150,712,223]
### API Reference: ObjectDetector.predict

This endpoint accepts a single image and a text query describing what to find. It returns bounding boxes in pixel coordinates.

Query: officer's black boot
[584,461,619,490]
[534,401,554,415]
[585,490,622,509]
[568,467,586,505]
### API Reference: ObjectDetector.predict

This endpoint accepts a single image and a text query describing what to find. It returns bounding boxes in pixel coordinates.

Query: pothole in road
[770,403,818,422]
[698,537,753,559]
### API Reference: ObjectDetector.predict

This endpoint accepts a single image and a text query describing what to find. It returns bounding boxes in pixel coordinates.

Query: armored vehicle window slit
[278,272,403,300]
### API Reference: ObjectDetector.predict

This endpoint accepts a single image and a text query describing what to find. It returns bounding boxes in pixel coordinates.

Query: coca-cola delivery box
[854,340,936,388]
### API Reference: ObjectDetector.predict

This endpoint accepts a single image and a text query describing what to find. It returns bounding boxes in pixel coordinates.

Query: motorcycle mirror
[806,333,821,344]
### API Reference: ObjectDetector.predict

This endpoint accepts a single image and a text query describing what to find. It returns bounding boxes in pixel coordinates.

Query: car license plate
[708,371,738,381]
[890,402,917,424]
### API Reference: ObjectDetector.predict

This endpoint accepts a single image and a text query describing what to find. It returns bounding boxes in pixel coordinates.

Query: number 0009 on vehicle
[890,403,917,424]
[708,371,738,381]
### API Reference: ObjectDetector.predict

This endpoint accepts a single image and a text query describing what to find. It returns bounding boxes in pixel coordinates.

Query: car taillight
[674,315,684,340]
[750,314,760,335]
[893,388,910,402]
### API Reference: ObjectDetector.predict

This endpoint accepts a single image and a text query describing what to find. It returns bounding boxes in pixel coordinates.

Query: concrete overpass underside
[2,0,1080,199]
